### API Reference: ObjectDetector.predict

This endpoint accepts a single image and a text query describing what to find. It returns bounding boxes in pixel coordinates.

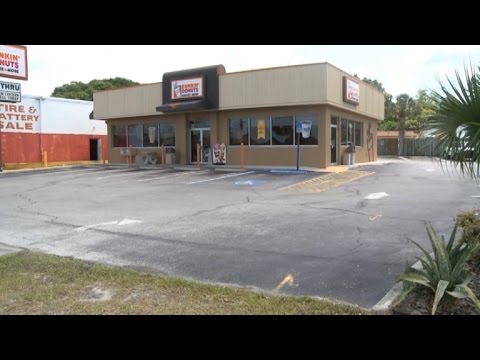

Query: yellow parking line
[281,170,374,193]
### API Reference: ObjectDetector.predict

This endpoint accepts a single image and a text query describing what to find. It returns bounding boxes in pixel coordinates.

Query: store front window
[250,117,270,145]
[295,116,319,145]
[143,124,159,147]
[272,116,294,145]
[128,125,143,147]
[112,125,127,147]
[229,118,249,145]
[341,118,362,146]
[160,123,176,146]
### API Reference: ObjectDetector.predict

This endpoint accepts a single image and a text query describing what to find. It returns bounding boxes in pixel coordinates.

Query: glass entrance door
[330,123,337,164]
[191,128,210,163]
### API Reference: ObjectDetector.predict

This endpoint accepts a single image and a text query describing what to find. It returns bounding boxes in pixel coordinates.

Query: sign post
[295,121,302,171]
[296,121,312,171]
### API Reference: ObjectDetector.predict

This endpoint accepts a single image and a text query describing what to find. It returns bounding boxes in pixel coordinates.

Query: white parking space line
[29,168,105,178]
[73,219,143,232]
[187,171,254,184]
[96,170,147,180]
[138,170,209,182]
[93,168,145,175]
[73,221,118,231]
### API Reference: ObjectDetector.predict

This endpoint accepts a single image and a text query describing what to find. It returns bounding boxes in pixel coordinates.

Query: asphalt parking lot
[1,157,479,308]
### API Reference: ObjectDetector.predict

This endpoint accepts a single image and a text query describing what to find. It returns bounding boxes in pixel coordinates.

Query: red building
[0,95,107,169]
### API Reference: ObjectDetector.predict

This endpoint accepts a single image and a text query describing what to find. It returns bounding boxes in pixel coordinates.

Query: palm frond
[428,64,480,179]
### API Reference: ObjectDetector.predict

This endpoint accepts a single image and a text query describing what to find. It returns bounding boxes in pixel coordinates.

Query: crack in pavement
[188,202,247,217]
[262,201,436,223]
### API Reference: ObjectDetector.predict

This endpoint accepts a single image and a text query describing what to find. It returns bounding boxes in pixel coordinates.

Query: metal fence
[377,138,442,157]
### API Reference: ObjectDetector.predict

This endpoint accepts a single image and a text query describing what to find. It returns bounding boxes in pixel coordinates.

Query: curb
[0,164,105,174]
[213,168,248,173]
[371,283,404,311]
[370,258,423,311]
[0,243,24,257]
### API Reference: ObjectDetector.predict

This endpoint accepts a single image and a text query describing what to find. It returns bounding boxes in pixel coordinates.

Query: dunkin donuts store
[93,63,384,168]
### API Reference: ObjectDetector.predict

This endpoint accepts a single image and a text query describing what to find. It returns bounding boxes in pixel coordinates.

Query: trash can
[165,148,176,165]
[342,145,356,165]
[342,153,355,165]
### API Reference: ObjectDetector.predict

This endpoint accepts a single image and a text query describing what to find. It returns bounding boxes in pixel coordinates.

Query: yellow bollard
[196,143,200,169]
[43,151,48,168]
[240,142,244,169]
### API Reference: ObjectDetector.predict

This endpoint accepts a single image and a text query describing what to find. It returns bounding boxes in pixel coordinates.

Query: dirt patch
[81,286,113,302]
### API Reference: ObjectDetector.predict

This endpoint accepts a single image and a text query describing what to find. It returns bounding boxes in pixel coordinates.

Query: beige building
[93,63,384,168]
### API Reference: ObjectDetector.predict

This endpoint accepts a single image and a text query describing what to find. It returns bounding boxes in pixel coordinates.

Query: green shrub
[396,222,480,315]
[456,210,480,261]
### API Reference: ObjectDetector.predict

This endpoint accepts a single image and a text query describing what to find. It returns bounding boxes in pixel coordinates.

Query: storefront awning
[156,100,209,113]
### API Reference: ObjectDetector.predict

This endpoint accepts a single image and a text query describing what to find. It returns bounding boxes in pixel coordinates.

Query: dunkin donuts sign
[171,77,203,100]
[0,45,28,81]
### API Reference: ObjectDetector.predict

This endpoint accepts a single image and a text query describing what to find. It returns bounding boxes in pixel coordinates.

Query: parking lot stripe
[187,171,254,184]
[96,170,146,180]
[137,170,209,182]
[28,168,104,178]
[280,170,373,192]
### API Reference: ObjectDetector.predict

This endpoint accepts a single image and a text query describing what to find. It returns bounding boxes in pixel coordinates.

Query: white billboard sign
[0,97,40,133]
[0,45,28,81]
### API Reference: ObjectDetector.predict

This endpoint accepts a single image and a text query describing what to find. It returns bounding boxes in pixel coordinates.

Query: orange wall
[1,132,41,163]
[1,132,108,164]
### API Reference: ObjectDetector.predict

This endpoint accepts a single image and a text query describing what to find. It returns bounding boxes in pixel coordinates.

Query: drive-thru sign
[0,80,21,102]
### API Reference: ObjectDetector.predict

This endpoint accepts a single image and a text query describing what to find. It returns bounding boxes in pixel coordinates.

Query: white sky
[11,45,480,99]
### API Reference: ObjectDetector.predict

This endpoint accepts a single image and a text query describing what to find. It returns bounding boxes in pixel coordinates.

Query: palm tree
[396,94,416,156]
[428,64,480,179]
